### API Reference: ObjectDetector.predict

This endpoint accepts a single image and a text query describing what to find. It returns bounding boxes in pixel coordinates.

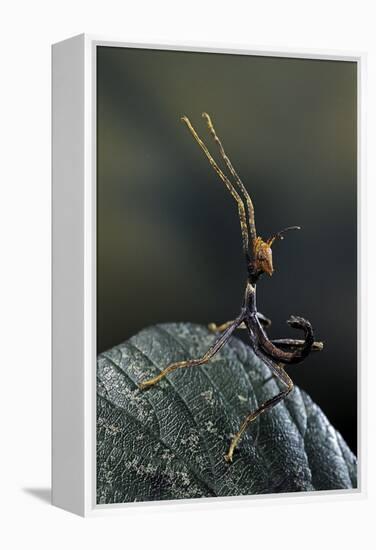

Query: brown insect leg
[256,315,315,365]
[271,338,323,352]
[209,312,270,333]
[225,365,293,463]
[256,312,272,328]
[208,320,246,333]
[202,112,257,242]
[181,115,250,259]
[139,314,245,390]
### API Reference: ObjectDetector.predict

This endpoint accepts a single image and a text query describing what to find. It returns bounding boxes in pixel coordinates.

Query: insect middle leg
[139,314,244,390]
[208,320,246,332]
[209,312,271,333]
[225,359,293,463]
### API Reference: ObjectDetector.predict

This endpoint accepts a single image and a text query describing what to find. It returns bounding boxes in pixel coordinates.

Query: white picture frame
[52,34,365,517]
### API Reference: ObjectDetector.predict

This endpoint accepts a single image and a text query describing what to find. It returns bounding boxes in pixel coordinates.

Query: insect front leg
[256,315,317,365]
[271,338,323,352]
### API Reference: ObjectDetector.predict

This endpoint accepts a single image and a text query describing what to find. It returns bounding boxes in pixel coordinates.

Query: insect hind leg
[139,315,244,390]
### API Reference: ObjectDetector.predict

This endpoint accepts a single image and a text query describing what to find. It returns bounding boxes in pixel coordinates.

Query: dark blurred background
[97,47,357,453]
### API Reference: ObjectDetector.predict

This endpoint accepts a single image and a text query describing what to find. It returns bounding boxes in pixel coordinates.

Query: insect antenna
[267,225,301,246]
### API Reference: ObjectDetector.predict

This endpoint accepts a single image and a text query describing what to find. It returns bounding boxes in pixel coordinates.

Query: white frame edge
[51,34,366,517]
[52,34,86,515]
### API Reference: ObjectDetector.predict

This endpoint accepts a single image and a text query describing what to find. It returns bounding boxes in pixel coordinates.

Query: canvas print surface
[96,46,357,504]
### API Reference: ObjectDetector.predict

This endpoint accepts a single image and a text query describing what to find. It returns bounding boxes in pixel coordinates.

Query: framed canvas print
[52,35,364,516]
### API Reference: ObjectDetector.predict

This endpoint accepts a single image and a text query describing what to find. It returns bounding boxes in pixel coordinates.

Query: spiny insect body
[140,112,323,463]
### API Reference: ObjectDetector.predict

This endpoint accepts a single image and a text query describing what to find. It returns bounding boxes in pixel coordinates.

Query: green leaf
[97,323,357,504]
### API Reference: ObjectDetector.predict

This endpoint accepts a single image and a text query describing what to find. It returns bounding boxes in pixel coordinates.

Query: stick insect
[139,112,323,463]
